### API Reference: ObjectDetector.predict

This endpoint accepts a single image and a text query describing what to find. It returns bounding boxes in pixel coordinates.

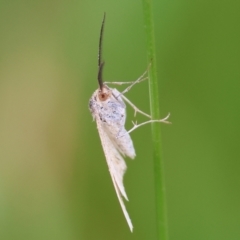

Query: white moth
[89,13,170,232]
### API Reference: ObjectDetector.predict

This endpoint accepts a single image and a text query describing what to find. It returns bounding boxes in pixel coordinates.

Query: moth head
[98,86,111,101]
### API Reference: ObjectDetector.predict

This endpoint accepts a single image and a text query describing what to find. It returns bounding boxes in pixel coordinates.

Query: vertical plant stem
[142,1,169,240]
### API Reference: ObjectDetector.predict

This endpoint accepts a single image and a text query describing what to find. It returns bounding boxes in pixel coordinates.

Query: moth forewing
[110,167,134,232]
[89,84,135,231]
[97,114,133,231]
[96,117,128,200]
[95,113,133,231]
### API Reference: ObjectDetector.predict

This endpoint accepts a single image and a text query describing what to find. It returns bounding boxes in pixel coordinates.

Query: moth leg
[104,77,148,86]
[105,63,151,87]
[120,66,150,96]
[118,113,171,138]
[121,94,151,118]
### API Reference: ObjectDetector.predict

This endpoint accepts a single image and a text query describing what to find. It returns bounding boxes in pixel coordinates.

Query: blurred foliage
[0,1,240,240]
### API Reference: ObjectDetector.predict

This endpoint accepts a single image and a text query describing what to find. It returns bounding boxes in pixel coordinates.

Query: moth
[89,13,170,232]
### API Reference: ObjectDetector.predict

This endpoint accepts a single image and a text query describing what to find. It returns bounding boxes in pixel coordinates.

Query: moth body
[89,83,135,231]
[89,85,136,159]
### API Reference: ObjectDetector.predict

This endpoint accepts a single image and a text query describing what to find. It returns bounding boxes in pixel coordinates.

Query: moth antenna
[98,12,106,90]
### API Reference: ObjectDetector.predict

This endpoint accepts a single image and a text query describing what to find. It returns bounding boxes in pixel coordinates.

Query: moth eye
[98,92,109,101]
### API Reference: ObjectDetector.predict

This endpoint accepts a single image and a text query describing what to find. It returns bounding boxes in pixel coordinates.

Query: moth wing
[110,168,134,232]
[104,88,136,159]
[106,126,136,159]
[96,119,133,231]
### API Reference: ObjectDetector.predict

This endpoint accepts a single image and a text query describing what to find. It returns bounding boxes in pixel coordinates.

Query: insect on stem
[89,13,170,233]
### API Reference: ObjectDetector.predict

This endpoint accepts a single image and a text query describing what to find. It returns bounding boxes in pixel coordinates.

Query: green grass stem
[142,1,169,240]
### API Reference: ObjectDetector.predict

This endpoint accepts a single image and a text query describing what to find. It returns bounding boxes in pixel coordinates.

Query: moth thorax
[98,87,110,101]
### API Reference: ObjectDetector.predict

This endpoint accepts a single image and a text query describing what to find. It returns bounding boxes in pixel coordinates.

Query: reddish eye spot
[98,92,109,101]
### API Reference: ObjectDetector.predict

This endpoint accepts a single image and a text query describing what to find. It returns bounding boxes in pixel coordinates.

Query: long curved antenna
[98,13,106,90]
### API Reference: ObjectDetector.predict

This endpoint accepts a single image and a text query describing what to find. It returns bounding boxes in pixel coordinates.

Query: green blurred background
[0,1,240,240]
